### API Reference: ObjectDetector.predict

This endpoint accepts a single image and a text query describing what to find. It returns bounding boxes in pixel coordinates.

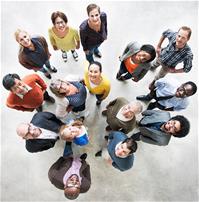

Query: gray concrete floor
[1,1,198,201]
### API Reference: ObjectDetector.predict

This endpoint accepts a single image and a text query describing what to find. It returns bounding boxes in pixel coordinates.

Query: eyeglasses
[55,21,65,25]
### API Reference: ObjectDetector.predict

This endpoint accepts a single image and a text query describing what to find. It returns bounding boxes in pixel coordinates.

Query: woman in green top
[49,11,80,62]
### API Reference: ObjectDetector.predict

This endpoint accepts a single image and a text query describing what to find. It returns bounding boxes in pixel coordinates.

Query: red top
[6,74,47,111]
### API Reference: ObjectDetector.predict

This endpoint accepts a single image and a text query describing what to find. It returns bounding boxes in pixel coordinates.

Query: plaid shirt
[160,29,193,72]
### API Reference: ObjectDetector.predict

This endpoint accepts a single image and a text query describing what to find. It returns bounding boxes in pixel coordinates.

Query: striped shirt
[160,29,193,72]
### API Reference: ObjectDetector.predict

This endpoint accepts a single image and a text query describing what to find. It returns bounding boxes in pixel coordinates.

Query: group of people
[2,3,197,200]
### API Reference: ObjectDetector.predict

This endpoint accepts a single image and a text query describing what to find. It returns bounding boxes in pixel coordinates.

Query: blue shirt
[160,29,193,72]
[66,81,87,108]
[24,37,48,67]
[155,77,189,111]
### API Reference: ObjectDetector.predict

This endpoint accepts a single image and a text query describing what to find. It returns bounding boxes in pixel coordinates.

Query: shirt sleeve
[34,74,47,91]
[56,98,69,118]
[48,28,57,47]
[162,29,175,41]
[74,29,80,42]
[183,53,193,72]
[80,28,88,51]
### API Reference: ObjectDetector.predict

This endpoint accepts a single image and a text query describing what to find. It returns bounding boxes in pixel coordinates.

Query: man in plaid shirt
[149,26,193,89]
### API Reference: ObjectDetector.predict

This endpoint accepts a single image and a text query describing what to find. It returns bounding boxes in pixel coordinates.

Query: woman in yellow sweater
[84,61,111,105]
[48,11,80,62]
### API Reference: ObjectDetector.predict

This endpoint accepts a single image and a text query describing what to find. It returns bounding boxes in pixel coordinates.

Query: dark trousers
[117,62,132,80]
[72,102,86,112]
[43,91,51,101]
[63,142,73,157]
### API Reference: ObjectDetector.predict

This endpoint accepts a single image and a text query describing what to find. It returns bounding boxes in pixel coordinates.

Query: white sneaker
[62,52,67,62]
[72,51,78,61]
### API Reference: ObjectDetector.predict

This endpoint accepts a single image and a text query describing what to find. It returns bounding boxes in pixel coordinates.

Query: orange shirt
[6,74,47,111]
[124,57,139,73]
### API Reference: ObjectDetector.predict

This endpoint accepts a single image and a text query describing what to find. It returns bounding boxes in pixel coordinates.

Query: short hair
[2,73,20,90]
[64,188,80,200]
[178,26,192,40]
[140,44,156,63]
[184,81,197,95]
[171,115,190,138]
[51,11,68,25]
[49,79,66,98]
[88,61,102,72]
[87,3,100,15]
[122,138,137,154]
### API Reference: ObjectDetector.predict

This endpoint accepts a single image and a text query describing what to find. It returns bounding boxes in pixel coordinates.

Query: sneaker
[95,150,102,157]
[136,94,152,101]
[62,52,67,62]
[96,100,102,106]
[94,51,102,58]
[46,96,55,103]
[36,105,43,112]
[50,66,57,73]
[44,73,51,79]
[72,51,78,61]
[104,136,109,141]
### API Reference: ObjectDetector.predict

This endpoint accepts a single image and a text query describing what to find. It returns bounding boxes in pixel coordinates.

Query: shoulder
[80,20,88,30]
[100,12,107,20]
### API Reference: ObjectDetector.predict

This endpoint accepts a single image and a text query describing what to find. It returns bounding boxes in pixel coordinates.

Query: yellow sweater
[84,69,111,100]
[48,27,80,51]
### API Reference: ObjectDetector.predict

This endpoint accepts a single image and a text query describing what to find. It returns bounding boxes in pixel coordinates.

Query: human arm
[48,29,58,50]
[55,98,70,119]
[81,162,91,192]
[156,35,165,56]
[34,74,47,91]
[105,98,117,108]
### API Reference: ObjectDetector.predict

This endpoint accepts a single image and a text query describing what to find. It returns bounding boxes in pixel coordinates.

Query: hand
[53,45,58,50]
[156,46,161,56]
[76,44,80,49]
[168,68,176,73]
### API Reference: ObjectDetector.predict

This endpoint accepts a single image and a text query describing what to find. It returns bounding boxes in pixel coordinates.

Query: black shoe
[131,133,141,141]
[104,136,109,141]
[94,51,102,58]
[46,96,55,103]
[116,74,125,81]
[50,66,57,73]
[36,105,43,112]
[80,153,87,160]
[44,73,51,79]
[116,73,121,80]
[101,110,107,116]
[76,116,85,122]
[95,150,102,157]
[96,100,102,106]
[136,95,152,101]
[105,125,112,131]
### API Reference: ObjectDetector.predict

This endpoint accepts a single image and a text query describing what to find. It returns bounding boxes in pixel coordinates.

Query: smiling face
[162,120,181,135]
[121,104,134,119]
[16,31,32,48]
[175,83,193,98]
[11,79,28,95]
[88,63,101,82]
[134,51,151,64]
[88,8,100,25]
[176,29,189,49]
[54,16,67,32]
[115,142,131,157]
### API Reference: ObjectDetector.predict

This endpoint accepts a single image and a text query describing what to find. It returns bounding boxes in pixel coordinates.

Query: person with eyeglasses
[14,29,57,79]
[79,3,107,63]
[48,142,91,200]
[48,11,80,62]
[136,77,197,111]
[16,112,65,153]
[130,110,190,146]
[2,73,55,112]
[49,79,87,119]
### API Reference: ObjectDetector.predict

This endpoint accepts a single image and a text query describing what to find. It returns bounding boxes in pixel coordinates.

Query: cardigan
[6,74,47,111]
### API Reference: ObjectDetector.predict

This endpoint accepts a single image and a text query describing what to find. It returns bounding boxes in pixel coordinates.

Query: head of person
[87,4,101,25]
[50,79,71,98]
[2,73,28,95]
[115,138,137,158]
[135,44,156,64]
[121,101,143,119]
[176,26,192,49]
[51,11,68,32]
[175,81,197,98]
[64,174,80,200]
[162,115,190,138]
[88,61,102,82]
[16,123,42,140]
[60,120,83,141]
[14,29,32,48]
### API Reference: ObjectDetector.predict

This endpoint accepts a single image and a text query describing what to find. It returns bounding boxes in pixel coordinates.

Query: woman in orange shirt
[116,42,156,82]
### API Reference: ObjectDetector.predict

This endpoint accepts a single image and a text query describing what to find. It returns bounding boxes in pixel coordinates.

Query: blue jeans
[118,62,132,80]
[85,45,100,63]
[39,60,52,73]
[63,142,73,157]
